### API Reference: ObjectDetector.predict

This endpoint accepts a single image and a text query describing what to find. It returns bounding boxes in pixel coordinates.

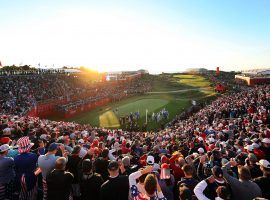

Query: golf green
[99,98,168,128]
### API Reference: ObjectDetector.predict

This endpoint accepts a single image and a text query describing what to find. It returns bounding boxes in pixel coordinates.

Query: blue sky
[0,0,270,73]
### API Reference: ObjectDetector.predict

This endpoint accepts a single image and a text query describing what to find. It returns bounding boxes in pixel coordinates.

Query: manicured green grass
[48,74,217,130]
[99,98,168,128]
[174,74,212,88]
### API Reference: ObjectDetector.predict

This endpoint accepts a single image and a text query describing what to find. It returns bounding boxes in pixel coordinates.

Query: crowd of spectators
[0,74,152,116]
[0,73,270,200]
[58,78,152,112]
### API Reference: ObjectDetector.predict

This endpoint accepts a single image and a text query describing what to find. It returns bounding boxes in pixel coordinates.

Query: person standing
[79,159,104,200]
[253,159,270,199]
[94,148,110,181]
[47,157,74,200]
[66,145,82,199]
[100,160,129,200]
[38,143,66,200]
[222,160,262,200]
[178,164,199,192]
[194,166,231,200]
[14,136,38,200]
[0,144,15,200]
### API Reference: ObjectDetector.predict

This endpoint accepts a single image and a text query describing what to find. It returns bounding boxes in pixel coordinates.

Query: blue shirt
[0,156,15,184]
[38,154,59,179]
[14,152,38,190]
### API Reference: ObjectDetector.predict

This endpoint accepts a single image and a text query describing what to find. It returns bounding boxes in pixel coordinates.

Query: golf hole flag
[160,163,171,179]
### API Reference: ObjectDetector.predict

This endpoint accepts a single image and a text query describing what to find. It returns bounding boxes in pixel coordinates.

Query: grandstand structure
[235,68,270,85]
[105,69,149,81]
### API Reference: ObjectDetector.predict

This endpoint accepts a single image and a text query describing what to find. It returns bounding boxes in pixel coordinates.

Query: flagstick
[146,109,148,124]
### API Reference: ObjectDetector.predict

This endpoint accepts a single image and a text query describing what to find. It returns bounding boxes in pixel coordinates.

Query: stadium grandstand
[235,68,270,86]
[0,66,270,200]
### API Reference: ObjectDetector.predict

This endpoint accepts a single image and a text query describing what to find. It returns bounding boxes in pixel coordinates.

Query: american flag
[130,185,167,200]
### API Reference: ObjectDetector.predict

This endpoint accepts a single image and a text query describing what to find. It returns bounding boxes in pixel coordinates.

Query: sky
[0,0,270,73]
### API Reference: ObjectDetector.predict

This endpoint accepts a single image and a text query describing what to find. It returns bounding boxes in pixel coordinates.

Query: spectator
[121,156,133,176]
[100,160,129,200]
[253,159,270,199]
[38,143,67,200]
[169,152,185,182]
[216,186,231,200]
[245,153,262,178]
[159,163,175,200]
[94,148,110,181]
[177,164,199,196]
[47,157,74,200]
[129,165,166,200]
[66,145,82,199]
[79,159,104,200]
[222,160,262,200]
[194,166,231,200]
[14,136,38,200]
[179,184,193,200]
[0,144,15,199]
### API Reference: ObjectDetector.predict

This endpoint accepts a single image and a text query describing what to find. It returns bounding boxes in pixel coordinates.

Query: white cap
[198,148,205,154]
[0,144,9,153]
[244,145,254,152]
[252,143,260,149]
[40,134,47,140]
[81,131,89,138]
[257,159,270,169]
[146,155,155,165]
[78,139,85,144]
[262,138,270,144]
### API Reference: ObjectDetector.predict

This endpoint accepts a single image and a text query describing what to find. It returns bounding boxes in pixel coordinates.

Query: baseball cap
[40,134,48,141]
[252,143,260,149]
[243,138,250,142]
[78,139,85,144]
[146,155,155,165]
[212,166,223,178]
[0,144,10,153]
[256,159,270,169]
[108,160,119,171]
[198,148,205,154]
[244,145,254,152]
[48,143,59,151]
